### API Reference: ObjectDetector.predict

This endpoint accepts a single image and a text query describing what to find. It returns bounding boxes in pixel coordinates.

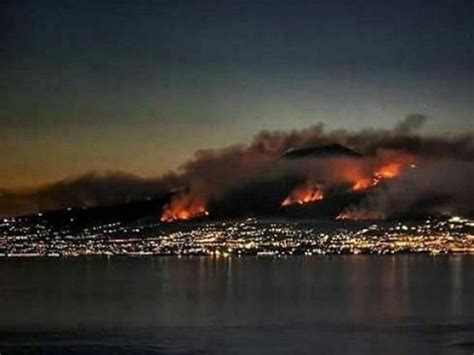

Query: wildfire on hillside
[161,193,209,222]
[339,156,417,220]
[349,156,416,192]
[351,178,374,191]
[281,182,324,206]
[374,162,403,179]
[161,150,419,222]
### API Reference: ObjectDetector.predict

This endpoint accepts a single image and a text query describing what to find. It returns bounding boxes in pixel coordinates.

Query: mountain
[283,143,362,159]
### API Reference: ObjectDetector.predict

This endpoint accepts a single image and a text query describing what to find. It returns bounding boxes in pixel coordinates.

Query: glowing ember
[336,209,384,220]
[282,182,324,206]
[336,212,350,220]
[161,193,209,222]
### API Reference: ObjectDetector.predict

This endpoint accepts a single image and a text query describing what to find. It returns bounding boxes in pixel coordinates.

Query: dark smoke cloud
[394,114,427,135]
[0,115,473,218]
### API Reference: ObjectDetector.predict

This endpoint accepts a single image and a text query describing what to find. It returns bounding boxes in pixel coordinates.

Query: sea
[1,255,473,354]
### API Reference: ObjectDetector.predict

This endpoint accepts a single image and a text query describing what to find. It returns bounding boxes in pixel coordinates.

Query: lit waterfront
[1,215,473,257]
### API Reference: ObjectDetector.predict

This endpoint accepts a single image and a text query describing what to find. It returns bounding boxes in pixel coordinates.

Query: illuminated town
[1,215,473,257]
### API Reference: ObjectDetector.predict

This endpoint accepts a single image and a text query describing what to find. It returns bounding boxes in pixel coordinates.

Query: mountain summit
[283,143,362,159]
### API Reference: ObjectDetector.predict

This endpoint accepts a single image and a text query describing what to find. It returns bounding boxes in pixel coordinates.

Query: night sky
[2,0,473,189]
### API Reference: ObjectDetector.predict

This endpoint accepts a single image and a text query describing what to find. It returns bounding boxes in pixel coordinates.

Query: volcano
[283,143,363,159]
[161,144,370,222]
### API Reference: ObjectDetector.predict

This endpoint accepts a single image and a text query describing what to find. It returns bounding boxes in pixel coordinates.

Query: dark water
[1,256,474,354]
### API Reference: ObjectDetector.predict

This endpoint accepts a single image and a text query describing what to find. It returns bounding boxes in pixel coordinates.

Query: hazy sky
[1,0,473,189]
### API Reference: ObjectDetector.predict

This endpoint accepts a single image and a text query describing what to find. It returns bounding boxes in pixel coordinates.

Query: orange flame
[351,178,374,191]
[281,182,324,206]
[374,162,403,179]
[161,193,209,222]
[350,158,416,192]
[339,156,417,220]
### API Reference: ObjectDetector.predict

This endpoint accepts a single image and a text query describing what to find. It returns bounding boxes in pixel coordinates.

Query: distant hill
[30,194,171,229]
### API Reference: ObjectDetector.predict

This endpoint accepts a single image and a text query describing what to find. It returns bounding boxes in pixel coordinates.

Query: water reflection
[1,256,473,355]
[449,256,463,316]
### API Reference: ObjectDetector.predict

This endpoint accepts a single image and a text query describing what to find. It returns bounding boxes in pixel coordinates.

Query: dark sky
[1,0,473,188]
